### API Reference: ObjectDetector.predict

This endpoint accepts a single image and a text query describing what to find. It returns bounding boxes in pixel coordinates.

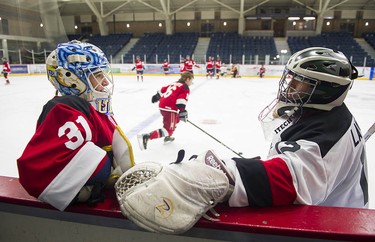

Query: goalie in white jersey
[234,47,368,208]
[114,47,368,234]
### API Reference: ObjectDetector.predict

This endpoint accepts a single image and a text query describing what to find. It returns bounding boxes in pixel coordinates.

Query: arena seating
[287,32,375,67]
[123,31,277,64]
[87,32,133,58]
[123,32,165,63]
[123,32,199,64]
[206,32,278,64]
[153,32,199,63]
[67,34,86,41]
[362,32,375,49]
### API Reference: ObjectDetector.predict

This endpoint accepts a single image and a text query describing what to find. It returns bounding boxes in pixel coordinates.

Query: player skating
[137,72,194,150]
[231,64,241,78]
[132,56,145,82]
[215,56,222,79]
[162,59,170,75]
[116,47,368,234]
[205,56,214,79]
[17,40,134,211]
[258,64,266,78]
[184,55,199,74]
[179,58,186,75]
[2,57,11,85]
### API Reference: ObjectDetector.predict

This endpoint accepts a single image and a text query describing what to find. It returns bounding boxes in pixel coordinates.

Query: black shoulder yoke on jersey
[177,80,190,91]
[281,103,353,157]
[37,95,91,126]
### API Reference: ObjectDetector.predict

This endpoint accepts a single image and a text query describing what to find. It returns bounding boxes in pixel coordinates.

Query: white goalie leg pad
[115,161,229,234]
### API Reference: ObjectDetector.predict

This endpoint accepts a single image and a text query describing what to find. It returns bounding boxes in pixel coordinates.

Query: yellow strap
[115,126,135,167]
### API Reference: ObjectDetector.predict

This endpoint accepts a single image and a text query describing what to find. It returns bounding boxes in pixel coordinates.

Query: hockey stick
[187,120,245,158]
[364,122,375,142]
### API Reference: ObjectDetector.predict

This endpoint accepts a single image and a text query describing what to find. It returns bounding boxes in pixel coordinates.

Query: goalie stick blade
[364,122,375,142]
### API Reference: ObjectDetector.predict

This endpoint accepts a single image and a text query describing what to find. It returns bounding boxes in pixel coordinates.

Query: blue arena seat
[206,32,278,64]
[287,32,374,67]
[87,33,133,58]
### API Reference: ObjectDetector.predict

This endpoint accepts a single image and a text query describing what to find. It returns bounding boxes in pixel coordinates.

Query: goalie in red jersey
[137,72,194,150]
[17,40,134,211]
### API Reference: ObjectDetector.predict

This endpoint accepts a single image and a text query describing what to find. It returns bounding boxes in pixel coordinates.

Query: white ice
[1,74,374,208]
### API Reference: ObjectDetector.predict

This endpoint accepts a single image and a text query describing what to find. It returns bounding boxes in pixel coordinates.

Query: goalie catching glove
[115,149,234,234]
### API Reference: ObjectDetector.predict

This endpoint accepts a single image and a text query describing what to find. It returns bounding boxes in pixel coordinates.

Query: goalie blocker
[115,150,234,234]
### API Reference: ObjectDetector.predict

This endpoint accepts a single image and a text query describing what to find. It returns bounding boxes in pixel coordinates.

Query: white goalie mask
[46,40,114,114]
[259,47,358,141]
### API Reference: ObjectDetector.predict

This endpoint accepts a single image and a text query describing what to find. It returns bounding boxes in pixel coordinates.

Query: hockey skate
[164,136,175,143]
[137,133,150,150]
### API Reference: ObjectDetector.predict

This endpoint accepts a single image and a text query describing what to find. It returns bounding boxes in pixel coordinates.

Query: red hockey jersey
[206,59,213,69]
[17,95,133,211]
[179,62,186,73]
[158,80,190,113]
[215,60,221,69]
[184,60,196,72]
[135,60,144,70]
[2,61,10,73]
[162,61,169,69]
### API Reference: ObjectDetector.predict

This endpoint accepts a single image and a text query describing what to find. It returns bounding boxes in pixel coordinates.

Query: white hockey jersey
[230,104,368,208]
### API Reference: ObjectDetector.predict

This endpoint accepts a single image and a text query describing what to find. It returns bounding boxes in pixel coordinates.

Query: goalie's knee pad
[115,160,229,234]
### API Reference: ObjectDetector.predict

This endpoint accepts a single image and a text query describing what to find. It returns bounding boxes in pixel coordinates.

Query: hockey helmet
[46,40,114,114]
[275,47,358,116]
[258,47,358,141]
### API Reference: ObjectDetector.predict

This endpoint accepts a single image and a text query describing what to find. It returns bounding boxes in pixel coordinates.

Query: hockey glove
[179,110,188,122]
[151,92,161,103]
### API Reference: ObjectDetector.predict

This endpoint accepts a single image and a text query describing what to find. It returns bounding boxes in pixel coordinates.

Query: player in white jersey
[229,47,367,208]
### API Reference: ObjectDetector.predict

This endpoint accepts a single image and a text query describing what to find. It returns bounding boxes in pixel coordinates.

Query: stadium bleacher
[123,32,165,63]
[87,32,133,58]
[287,32,375,67]
[363,32,375,50]
[152,32,199,63]
[123,32,199,64]
[206,32,278,64]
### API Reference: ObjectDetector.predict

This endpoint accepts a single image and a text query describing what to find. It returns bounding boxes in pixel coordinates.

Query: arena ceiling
[2,0,375,17]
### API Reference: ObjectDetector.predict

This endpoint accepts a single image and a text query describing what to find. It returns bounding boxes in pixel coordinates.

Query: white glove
[115,157,229,234]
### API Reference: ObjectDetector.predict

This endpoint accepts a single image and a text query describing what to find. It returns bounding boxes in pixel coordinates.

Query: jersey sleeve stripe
[233,157,273,207]
[38,141,106,211]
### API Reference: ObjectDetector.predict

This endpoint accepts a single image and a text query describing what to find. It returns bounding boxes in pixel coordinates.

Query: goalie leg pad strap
[115,161,229,234]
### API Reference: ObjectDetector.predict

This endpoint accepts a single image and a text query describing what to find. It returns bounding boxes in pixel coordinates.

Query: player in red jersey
[184,55,199,74]
[17,40,134,211]
[179,58,186,75]
[258,64,266,78]
[137,72,194,150]
[215,57,222,79]
[205,56,214,79]
[162,59,170,75]
[2,57,11,85]
[132,56,145,82]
